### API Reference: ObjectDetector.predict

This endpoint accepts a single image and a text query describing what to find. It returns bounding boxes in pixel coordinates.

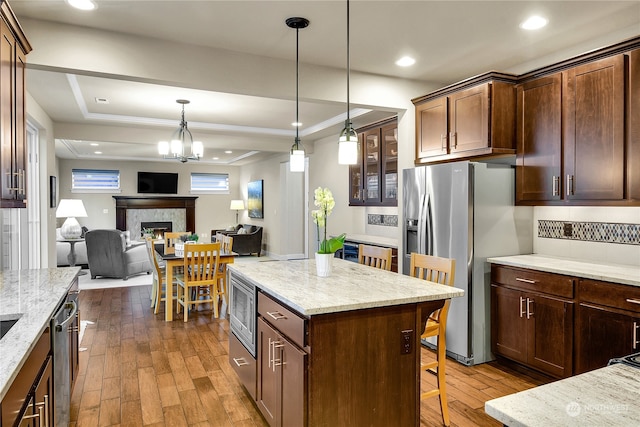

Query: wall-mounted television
[137,172,178,194]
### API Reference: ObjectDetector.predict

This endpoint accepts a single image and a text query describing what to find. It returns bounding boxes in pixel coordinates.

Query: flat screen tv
[137,172,178,194]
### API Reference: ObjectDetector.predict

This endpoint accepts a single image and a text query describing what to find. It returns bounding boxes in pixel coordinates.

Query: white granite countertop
[0,267,80,401]
[487,254,640,287]
[228,258,464,316]
[343,234,398,249]
[485,363,640,426]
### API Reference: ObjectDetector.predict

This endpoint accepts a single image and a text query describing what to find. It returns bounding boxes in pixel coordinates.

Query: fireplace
[141,221,172,238]
[113,196,197,234]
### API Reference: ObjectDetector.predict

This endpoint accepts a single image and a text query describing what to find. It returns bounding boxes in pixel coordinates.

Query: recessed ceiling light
[66,0,97,11]
[395,56,416,67]
[520,15,548,30]
[212,157,219,160]
[90,143,99,146]
[291,121,302,127]
[94,151,102,154]
[225,150,233,154]
[95,97,109,104]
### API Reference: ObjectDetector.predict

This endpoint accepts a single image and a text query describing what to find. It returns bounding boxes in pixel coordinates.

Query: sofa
[56,228,88,267]
[211,224,263,256]
[85,229,152,280]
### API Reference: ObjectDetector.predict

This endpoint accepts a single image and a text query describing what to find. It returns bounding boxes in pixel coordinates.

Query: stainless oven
[229,271,258,357]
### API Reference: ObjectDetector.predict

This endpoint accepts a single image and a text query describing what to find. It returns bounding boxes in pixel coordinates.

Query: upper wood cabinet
[413,73,517,165]
[349,118,397,206]
[0,2,31,208]
[515,39,640,206]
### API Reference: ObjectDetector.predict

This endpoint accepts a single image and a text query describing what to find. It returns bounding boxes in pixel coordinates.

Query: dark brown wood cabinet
[575,279,640,374]
[491,266,574,378]
[563,55,625,201]
[413,74,517,165]
[349,118,397,206]
[516,73,562,202]
[515,39,640,206]
[0,2,30,208]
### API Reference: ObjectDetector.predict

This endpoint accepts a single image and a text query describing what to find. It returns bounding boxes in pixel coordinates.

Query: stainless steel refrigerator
[402,161,532,365]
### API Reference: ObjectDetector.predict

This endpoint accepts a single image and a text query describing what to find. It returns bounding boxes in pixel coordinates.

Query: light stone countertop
[342,234,398,249]
[0,267,80,401]
[485,363,640,426]
[487,254,640,287]
[227,258,464,316]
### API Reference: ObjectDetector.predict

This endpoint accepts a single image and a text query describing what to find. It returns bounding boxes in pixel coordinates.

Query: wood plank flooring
[70,285,549,427]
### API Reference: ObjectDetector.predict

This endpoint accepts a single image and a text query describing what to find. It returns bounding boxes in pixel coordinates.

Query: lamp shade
[56,199,87,218]
[56,199,87,239]
[229,200,245,210]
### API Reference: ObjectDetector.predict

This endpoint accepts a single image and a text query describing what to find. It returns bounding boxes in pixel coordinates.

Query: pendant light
[286,17,309,172]
[158,99,204,163]
[338,0,358,165]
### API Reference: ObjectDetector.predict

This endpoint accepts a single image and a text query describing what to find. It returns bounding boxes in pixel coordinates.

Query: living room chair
[85,229,152,280]
[358,244,392,271]
[409,252,456,427]
[175,242,220,322]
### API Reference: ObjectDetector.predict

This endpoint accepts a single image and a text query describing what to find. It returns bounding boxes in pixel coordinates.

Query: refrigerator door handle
[423,193,433,255]
[417,193,425,254]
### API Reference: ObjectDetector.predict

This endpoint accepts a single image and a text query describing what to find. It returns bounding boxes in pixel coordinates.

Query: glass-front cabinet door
[364,128,381,203]
[381,123,398,205]
[348,133,364,205]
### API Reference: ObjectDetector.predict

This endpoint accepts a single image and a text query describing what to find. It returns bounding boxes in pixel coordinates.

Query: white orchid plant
[312,187,346,254]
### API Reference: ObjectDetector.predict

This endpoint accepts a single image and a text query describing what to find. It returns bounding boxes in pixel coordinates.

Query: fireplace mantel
[113,196,197,232]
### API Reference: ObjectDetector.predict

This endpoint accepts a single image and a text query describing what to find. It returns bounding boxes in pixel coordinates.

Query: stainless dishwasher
[52,283,79,427]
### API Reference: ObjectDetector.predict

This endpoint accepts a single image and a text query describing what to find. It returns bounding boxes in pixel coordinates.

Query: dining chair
[147,238,177,315]
[216,234,234,311]
[409,252,456,427]
[358,244,393,271]
[163,231,190,255]
[175,242,221,322]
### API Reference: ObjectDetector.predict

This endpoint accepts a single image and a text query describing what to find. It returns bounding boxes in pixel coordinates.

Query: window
[72,169,120,192]
[190,172,229,194]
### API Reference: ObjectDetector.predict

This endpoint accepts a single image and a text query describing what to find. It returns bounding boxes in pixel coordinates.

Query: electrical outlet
[401,329,414,355]
[564,222,573,237]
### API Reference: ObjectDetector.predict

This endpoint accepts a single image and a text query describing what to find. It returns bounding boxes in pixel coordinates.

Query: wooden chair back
[164,231,190,255]
[358,244,393,271]
[182,242,220,285]
[219,234,234,254]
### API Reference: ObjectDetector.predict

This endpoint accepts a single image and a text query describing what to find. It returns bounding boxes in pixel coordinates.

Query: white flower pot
[315,252,333,277]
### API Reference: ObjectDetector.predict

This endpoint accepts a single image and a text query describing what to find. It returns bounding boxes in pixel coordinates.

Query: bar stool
[409,252,456,426]
[358,244,393,271]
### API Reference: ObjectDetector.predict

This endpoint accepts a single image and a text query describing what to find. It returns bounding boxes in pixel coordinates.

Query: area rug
[77,269,153,290]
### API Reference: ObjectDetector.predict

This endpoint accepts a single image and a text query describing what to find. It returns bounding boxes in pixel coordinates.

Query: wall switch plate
[563,222,573,237]
[401,329,414,355]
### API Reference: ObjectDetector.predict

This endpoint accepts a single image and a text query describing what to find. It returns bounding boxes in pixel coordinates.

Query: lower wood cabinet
[491,266,574,378]
[575,279,640,374]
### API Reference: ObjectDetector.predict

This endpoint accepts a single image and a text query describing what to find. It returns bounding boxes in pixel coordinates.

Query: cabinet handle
[267,311,287,321]
[267,337,272,369]
[519,296,526,318]
[626,298,640,305]
[552,176,559,197]
[526,298,534,319]
[233,357,249,367]
[35,394,49,427]
[19,169,25,196]
[566,175,574,196]
[272,342,285,370]
[450,132,457,148]
[634,322,639,350]
[516,277,537,284]
[440,134,447,151]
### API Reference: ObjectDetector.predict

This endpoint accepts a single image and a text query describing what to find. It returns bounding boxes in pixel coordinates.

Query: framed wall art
[247,179,264,219]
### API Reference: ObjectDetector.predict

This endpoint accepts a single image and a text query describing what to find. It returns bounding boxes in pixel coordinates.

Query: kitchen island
[227,258,464,427]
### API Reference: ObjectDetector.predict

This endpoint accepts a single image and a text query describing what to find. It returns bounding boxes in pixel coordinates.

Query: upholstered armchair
[211,224,263,256]
[85,229,152,280]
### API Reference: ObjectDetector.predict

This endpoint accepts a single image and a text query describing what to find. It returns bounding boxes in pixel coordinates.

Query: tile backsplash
[539,220,640,245]
[367,214,398,227]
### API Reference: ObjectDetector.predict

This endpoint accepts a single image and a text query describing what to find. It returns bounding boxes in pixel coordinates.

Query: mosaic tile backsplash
[367,214,398,227]
[538,220,640,245]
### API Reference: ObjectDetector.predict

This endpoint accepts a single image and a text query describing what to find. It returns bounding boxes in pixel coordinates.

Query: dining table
[155,243,237,321]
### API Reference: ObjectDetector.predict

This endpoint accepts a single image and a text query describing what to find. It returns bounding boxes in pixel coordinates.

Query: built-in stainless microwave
[229,271,258,357]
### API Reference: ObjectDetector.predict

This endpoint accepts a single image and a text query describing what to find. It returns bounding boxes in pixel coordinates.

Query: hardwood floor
[70,285,548,427]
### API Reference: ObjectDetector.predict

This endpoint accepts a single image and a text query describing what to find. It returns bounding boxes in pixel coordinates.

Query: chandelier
[158,99,203,163]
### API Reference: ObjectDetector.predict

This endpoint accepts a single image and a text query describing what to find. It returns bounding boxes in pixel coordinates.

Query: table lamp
[56,199,88,239]
[230,199,244,224]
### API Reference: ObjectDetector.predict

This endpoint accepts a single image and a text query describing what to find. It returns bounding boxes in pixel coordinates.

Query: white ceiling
[10,0,640,165]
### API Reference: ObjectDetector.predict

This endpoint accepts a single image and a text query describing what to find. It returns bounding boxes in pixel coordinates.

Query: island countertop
[227,257,464,316]
[0,267,80,401]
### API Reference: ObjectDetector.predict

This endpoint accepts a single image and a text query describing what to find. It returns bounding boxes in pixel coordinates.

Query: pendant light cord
[296,26,300,144]
[346,0,351,125]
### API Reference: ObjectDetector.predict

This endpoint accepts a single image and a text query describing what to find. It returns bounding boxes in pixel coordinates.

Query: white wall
[534,206,640,267]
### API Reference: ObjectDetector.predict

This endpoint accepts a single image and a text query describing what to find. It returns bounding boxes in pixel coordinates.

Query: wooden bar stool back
[409,252,456,426]
[358,244,393,271]
[215,235,234,313]
[175,242,220,322]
